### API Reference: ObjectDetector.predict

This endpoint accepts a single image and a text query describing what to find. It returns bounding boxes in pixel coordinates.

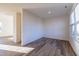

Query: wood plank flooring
[24,38,76,56]
[0,37,21,46]
[0,37,76,56]
[0,37,24,56]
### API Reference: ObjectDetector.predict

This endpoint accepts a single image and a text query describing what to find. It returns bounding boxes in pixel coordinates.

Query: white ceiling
[23,3,73,19]
[0,3,74,19]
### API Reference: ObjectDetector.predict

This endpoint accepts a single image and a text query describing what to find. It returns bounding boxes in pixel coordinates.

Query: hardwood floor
[0,37,21,46]
[23,38,76,56]
[0,50,24,56]
[0,37,23,56]
[0,37,76,56]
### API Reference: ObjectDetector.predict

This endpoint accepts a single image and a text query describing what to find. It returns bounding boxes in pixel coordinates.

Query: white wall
[22,9,43,45]
[15,12,21,43]
[22,9,70,45]
[43,16,70,40]
[0,13,14,37]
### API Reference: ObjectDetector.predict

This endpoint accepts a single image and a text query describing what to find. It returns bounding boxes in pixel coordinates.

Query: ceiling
[23,3,74,19]
[0,3,74,19]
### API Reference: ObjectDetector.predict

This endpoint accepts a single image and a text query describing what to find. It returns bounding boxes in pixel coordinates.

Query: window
[70,11,75,24]
[70,11,75,36]
[75,4,79,41]
[71,25,75,35]
[71,4,79,41]
[75,4,79,23]
[0,22,2,32]
[77,24,79,35]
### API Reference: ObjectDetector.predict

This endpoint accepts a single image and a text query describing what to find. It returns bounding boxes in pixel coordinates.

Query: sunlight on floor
[0,44,34,53]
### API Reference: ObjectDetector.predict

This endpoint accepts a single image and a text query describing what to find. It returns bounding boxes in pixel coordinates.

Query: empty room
[0,3,78,56]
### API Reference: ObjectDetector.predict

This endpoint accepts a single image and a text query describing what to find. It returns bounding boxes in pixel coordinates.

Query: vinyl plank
[23,38,76,56]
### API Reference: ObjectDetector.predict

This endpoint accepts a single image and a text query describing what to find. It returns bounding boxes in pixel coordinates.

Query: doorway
[0,12,21,46]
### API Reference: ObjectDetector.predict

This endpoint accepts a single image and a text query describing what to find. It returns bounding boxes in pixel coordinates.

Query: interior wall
[15,12,21,43]
[22,9,70,45]
[0,13,14,37]
[43,16,70,40]
[22,9,43,45]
